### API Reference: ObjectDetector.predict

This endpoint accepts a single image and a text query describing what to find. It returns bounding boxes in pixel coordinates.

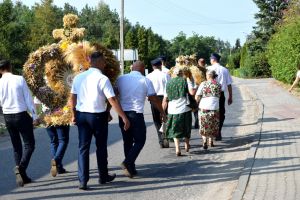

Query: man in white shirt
[159,56,170,74]
[71,51,130,190]
[116,61,167,178]
[207,53,233,141]
[146,58,170,148]
[0,60,37,187]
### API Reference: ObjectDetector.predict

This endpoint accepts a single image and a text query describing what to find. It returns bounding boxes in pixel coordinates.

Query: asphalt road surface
[0,81,259,200]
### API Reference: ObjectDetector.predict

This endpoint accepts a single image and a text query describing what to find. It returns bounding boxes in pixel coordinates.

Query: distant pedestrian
[0,60,37,187]
[116,61,167,178]
[207,53,233,141]
[162,67,194,156]
[34,98,70,177]
[71,51,130,190]
[289,64,300,92]
[146,58,170,148]
[196,70,221,149]
[159,56,170,74]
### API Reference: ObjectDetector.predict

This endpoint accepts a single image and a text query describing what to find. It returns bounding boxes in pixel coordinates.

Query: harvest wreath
[23,14,120,126]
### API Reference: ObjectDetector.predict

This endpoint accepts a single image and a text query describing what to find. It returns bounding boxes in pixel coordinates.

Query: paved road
[237,78,300,200]
[0,81,259,200]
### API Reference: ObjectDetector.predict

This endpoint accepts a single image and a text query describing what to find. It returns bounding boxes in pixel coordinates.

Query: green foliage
[0,0,33,72]
[227,52,241,71]
[267,15,300,84]
[238,0,289,78]
[168,32,231,67]
[0,0,232,75]
[29,0,63,51]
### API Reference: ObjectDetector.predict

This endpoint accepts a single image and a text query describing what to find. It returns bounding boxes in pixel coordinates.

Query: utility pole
[120,0,124,74]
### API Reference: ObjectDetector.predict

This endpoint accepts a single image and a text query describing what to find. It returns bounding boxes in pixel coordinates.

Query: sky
[18,0,259,45]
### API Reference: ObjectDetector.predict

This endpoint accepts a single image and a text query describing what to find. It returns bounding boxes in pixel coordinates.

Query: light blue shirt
[117,71,156,113]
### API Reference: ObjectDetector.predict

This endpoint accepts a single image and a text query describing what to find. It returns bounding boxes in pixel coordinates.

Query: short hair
[90,51,104,62]
[159,56,166,62]
[210,53,221,62]
[0,60,11,71]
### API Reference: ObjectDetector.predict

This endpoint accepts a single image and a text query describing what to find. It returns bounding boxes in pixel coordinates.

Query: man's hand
[33,119,39,126]
[71,116,76,125]
[228,96,233,105]
[122,116,130,131]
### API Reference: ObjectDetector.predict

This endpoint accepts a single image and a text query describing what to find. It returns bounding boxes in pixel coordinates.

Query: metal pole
[120,0,124,74]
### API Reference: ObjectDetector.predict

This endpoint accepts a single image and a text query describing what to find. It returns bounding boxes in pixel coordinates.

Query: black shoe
[132,168,138,176]
[22,174,32,184]
[99,173,116,184]
[215,136,222,141]
[14,166,24,187]
[79,183,88,190]
[57,167,68,174]
[120,162,133,178]
[203,142,208,150]
[194,124,199,129]
[163,139,169,148]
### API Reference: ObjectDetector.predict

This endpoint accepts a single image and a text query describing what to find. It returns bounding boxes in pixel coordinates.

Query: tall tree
[0,0,33,71]
[137,25,148,65]
[63,3,78,15]
[29,0,63,51]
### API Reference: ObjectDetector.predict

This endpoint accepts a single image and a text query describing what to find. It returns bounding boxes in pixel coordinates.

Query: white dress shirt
[162,65,170,74]
[207,63,233,92]
[0,73,37,120]
[146,69,170,96]
[71,68,115,113]
[117,71,156,113]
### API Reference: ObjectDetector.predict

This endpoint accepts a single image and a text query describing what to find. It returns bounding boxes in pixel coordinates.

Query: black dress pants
[4,112,35,170]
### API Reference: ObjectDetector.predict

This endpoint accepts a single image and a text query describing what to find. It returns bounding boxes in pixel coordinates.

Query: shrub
[267,16,300,84]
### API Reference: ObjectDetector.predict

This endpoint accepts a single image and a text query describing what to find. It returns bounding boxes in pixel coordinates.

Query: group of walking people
[0,51,232,190]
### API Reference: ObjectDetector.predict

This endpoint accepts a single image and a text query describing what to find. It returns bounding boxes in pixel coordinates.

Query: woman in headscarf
[195,70,221,149]
[162,67,195,156]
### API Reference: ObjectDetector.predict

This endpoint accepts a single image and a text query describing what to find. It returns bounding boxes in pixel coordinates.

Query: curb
[231,86,265,200]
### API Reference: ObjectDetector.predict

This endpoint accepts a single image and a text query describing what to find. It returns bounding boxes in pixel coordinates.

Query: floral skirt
[166,111,192,139]
[199,110,219,137]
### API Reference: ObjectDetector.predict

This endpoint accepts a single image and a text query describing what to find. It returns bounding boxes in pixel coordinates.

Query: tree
[234,39,241,51]
[267,0,300,83]
[0,0,33,72]
[63,3,78,15]
[137,25,148,65]
[125,28,138,49]
[29,0,63,51]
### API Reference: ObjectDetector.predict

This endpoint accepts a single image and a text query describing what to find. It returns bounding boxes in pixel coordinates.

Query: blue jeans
[76,111,109,184]
[46,125,69,169]
[119,111,146,169]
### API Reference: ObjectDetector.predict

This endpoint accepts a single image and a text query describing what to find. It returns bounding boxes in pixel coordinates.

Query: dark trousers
[119,111,146,169]
[219,92,226,137]
[4,112,35,170]
[76,111,109,184]
[193,110,199,128]
[150,95,164,144]
[46,125,69,169]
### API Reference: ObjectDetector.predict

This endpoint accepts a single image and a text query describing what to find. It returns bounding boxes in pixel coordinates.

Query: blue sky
[19,0,258,45]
